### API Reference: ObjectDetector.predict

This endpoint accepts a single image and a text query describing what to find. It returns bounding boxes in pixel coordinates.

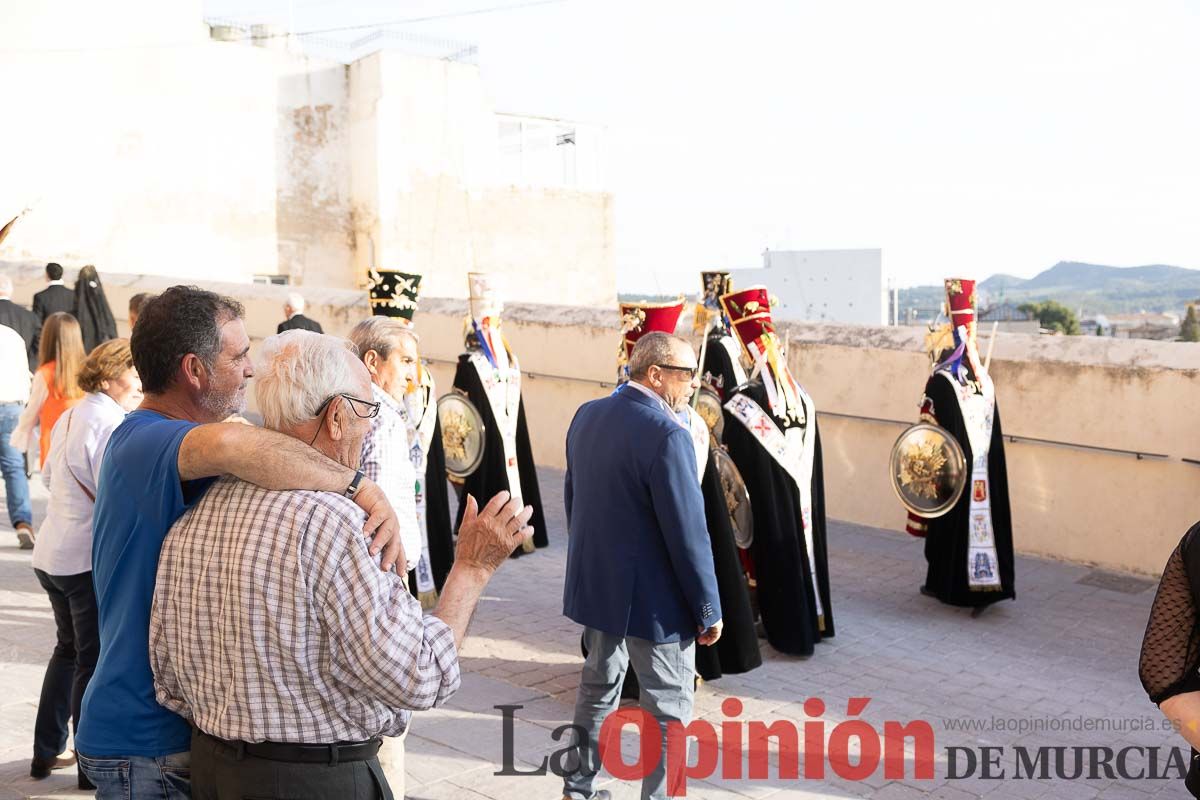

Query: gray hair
[0,274,12,297]
[255,330,360,431]
[348,316,419,361]
[629,332,689,380]
[285,292,306,313]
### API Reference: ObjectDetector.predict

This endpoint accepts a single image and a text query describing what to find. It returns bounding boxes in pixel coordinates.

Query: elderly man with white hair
[149,330,534,800]
[277,291,323,334]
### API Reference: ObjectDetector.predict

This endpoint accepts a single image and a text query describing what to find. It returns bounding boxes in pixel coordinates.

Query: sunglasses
[656,364,698,380]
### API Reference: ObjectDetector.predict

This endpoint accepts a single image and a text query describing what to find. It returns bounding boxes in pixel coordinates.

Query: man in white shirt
[0,323,33,547]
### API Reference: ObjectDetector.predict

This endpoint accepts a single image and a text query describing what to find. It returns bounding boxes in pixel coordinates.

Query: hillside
[902,262,1200,319]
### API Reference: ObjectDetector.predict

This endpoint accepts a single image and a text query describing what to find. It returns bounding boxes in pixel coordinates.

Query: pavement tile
[0,466,1184,798]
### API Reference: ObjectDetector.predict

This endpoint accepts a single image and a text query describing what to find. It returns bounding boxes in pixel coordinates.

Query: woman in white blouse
[29,339,142,787]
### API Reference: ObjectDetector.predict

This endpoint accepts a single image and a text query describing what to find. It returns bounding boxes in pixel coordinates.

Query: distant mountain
[978,273,1028,292]
[904,262,1200,319]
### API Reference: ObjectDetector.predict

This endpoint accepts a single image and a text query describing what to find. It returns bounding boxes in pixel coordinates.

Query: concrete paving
[0,466,1181,798]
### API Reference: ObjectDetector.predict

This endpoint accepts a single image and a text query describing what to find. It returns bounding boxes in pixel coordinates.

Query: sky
[204,0,1200,293]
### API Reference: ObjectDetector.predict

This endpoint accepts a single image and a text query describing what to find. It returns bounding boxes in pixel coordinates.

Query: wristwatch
[344,470,365,500]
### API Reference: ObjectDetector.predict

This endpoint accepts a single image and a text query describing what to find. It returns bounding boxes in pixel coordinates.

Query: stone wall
[0,1,615,307]
[4,262,1194,576]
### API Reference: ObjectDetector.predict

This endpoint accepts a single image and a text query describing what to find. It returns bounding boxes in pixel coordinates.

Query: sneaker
[561,793,611,800]
[15,523,34,550]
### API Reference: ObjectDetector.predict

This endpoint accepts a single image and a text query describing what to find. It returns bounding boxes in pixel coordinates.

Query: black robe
[408,413,456,596]
[721,379,835,656]
[694,448,762,679]
[920,370,1015,607]
[701,332,745,401]
[585,446,762,697]
[451,352,548,552]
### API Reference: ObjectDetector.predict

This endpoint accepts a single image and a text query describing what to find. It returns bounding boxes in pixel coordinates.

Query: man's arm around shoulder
[177,422,405,571]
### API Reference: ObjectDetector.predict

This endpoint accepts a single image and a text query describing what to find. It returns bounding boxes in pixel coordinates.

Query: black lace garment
[1140,523,1200,705]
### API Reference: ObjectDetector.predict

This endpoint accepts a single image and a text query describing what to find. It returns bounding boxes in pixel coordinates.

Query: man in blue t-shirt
[75,286,406,800]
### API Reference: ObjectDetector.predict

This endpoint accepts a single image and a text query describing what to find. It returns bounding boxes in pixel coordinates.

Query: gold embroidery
[898,439,949,500]
[441,410,473,463]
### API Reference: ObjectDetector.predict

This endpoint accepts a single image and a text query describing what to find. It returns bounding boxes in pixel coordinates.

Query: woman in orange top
[12,313,85,469]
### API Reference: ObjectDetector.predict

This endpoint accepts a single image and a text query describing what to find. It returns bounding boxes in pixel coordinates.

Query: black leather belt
[200,729,382,765]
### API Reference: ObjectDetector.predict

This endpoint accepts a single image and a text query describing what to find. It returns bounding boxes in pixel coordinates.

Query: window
[253,274,290,286]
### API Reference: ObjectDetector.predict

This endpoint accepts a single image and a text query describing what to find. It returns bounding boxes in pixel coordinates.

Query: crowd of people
[0,267,533,800]
[0,262,1036,800]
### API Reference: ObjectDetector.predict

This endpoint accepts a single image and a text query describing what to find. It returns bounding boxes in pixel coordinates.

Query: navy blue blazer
[563,385,722,643]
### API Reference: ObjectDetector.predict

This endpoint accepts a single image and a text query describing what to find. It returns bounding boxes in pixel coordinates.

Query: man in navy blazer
[561,332,722,800]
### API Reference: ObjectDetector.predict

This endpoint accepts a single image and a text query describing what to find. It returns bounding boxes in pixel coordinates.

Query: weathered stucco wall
[0,4,615,306]
[348,53,615,306]
[5,263,1192,576]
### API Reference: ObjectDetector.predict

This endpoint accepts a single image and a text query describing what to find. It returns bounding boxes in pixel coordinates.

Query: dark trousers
[33,569,99,761]
[190,728,394,800]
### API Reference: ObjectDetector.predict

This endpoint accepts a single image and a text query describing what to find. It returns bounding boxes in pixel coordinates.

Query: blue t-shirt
[76,410,215,757]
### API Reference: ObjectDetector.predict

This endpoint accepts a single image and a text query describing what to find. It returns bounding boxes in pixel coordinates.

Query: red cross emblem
[752,417,774,437]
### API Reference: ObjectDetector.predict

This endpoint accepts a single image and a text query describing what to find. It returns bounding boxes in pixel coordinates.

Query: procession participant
[623,299,759,685]
[363,267,454,605]
[450,272,546,555]
[695,270,749,400]
[718,285,834,656]
[905,278,1015,609]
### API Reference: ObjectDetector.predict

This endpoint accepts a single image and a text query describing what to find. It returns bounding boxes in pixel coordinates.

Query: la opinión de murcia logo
[495,697,1190,795]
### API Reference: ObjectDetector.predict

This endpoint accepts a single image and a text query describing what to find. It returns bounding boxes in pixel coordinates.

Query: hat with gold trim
[617,298,685,380]
[719,285,775,363]
[944,277,977,337]
[368,269,421,323]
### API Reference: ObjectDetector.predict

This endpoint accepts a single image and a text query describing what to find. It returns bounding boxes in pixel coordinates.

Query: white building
[729,249,886,325]
[0,0,614,306]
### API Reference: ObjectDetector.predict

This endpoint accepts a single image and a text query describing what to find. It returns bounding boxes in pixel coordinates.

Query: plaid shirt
[361,382,422,573]
[149,476,460,744]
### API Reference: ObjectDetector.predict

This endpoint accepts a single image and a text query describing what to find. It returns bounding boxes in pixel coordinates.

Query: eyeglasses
[656,364,698,380]
[308,393,380,446]
[312,393,381,420]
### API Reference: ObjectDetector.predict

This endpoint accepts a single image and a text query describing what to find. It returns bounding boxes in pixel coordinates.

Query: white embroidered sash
[404,372,440,595]
[725,390,825,627]
[470,350,529,551]
[937,370,1002,591]
[719,336,748,389]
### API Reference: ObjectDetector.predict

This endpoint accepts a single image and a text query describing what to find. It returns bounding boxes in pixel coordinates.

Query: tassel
[521,537,535,554]
[418,589,439,611]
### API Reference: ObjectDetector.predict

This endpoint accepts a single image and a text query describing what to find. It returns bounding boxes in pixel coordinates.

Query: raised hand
[455,491,534,573]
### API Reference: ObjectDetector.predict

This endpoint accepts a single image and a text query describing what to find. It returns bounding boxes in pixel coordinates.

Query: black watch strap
[344,470,365,500]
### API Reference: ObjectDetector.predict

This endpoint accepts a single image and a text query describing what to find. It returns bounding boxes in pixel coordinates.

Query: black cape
[408,412,456,596]
[74,279,117,354]
[721,379,835,656]
[920,370,1015,607]
[585,445,762,697]
[701,333,744,401]
[694,447,762,679]
[452,353,548,551]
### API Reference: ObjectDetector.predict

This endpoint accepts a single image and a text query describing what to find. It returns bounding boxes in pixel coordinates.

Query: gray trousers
[564,627,696,800]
